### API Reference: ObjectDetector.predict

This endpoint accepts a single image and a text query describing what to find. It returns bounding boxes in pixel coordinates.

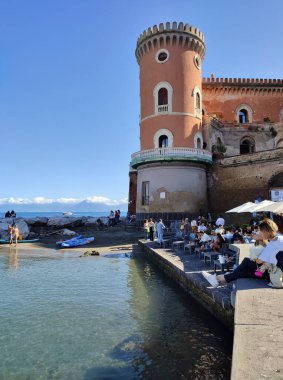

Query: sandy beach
[0,224,143,255]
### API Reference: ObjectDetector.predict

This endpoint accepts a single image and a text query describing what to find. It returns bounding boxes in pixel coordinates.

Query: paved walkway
[231,278,283,380]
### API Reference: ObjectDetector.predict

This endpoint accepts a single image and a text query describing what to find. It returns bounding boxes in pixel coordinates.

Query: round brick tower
[130,22,212,220]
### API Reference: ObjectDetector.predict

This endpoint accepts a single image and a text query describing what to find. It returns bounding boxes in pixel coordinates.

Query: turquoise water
[0,249,232,379]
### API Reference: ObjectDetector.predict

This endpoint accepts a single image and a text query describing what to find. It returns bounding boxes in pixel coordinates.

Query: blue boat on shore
[56,236,95,248]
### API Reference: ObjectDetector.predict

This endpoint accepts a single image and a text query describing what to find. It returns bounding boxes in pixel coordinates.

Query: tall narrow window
[196,137,201,149]
[159,135,168,148]
[239,109,249,123]
[153,82,173,114]
[196,93,201,110]
[192,86,202,118]
[142,181,150,206]
[158,88,168,113]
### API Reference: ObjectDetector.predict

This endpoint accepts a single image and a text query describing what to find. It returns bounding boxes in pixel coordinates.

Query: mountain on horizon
[0,200,127,213]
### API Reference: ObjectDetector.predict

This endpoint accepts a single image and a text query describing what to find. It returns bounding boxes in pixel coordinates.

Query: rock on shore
[0,216,110,240]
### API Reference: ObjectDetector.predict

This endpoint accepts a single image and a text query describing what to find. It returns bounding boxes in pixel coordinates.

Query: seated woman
[202,218,283,288]
[212,233,225,252]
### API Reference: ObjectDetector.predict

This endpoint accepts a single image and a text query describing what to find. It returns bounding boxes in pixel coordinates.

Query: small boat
[62,212,73,216]
[57,236,95,248]
[0,238,40,244]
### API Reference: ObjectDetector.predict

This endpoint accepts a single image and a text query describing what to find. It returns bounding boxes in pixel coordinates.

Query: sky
[0,0,282,208]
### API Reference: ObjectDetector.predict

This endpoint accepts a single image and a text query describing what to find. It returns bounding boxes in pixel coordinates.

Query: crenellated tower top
[135,21,206,64]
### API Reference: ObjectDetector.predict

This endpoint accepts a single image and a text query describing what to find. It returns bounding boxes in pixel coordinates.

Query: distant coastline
[0,211,126,219]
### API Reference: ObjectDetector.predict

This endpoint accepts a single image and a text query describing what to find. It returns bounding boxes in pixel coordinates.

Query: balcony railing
[158,105,168,113]
[131,147,212,168]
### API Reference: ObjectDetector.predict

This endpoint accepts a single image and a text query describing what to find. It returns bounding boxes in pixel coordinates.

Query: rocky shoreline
[0,216,111,240]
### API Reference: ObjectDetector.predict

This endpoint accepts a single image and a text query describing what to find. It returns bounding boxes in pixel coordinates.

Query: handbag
[268,265,283,288]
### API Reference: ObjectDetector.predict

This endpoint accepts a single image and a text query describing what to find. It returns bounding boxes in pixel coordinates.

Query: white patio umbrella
[225,202,256,213]
[255,200,283,214]
[240,200,275,213]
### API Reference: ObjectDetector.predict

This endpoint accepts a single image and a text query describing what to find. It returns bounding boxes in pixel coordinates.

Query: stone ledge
[138,240,234,330]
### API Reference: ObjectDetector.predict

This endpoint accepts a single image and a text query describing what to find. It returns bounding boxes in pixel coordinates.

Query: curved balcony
[131,147,212,168]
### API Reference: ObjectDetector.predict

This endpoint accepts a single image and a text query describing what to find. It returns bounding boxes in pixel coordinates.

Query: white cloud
[85,196,128,206]
[0,195,127,206]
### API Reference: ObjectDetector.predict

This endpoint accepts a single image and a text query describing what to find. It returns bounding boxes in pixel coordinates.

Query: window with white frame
[153,129,173,148]
[235,104,253,124]
[194,132,203,149]
[155,49,170,64]
[192,86,202,118]
[153,82,173,114]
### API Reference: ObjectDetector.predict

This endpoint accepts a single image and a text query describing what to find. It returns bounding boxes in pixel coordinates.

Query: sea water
[0,212,126,219]
[0,249,232,379]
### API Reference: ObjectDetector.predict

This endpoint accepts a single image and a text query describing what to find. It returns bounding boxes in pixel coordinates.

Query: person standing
[148,218,155,241]
[13,225,20,247]
[156,219,166,244]
[143,219,149,240]
[8,225,14,245]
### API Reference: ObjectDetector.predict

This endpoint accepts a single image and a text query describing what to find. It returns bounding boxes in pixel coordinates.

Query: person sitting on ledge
[202,218,283,288]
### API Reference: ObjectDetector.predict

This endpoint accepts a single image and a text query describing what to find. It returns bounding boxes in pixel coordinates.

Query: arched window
[239,109,248,124]
[154,129,173,148]
[192,86,202,118]
[196,137,201,149]
[240,137,255,154]
[153,82,173,114]
[235,104,253,123]
[159,135,168,148]
[196,93,201,110]
[194,132,203,149]
[158,88,168,106]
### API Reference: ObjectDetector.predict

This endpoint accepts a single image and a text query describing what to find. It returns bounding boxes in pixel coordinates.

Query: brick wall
[208,148,283,213]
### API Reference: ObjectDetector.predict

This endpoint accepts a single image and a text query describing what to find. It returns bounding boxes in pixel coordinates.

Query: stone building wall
[208,148,283,213]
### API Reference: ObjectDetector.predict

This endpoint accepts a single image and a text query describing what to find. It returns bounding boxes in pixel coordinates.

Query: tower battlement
[136,21,206,63]
[202,77,283,85]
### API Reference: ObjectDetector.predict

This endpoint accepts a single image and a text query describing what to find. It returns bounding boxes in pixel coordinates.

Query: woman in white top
[202,218,283,288]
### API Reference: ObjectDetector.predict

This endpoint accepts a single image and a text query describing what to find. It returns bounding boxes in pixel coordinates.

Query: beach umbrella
[241,200,275,213]
[225,202,256,213]
[256,200,283,214]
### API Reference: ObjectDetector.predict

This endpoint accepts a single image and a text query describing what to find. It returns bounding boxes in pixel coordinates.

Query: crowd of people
[143,214,283,289]
[107,210,121,226]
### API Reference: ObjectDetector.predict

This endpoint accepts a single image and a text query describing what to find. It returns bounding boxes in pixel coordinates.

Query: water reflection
[0,249,232,379]
[124,253,232,379]
[8,248,19,269]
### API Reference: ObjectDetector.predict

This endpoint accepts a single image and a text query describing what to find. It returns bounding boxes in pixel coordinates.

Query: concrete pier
[231,279,283,380]
[138,240,283,379]
[138,240,234,329]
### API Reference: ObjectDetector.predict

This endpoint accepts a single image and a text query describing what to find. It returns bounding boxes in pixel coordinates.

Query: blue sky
[0,0,282,207]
